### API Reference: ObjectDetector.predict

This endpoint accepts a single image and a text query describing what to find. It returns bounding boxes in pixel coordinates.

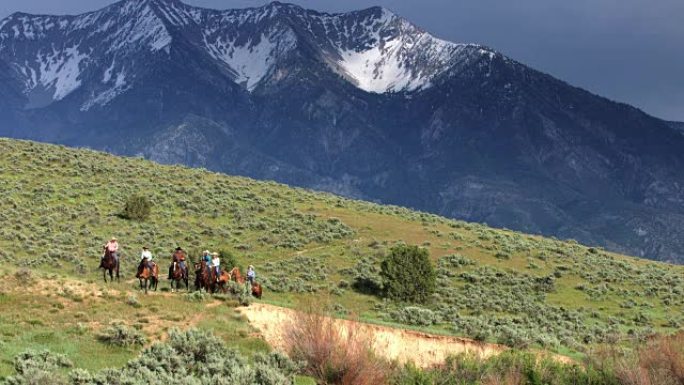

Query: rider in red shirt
[168,247,187,279]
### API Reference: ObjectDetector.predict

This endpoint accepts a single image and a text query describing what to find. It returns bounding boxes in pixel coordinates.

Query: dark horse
[194,260,212,293]
[99,247,119,283]
[136,259,158,294]
[170,260,189,292]
[195,261,230,294]
[251,282,263,299]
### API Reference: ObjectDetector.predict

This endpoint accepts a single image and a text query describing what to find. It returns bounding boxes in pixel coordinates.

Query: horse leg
[102,269,107,283]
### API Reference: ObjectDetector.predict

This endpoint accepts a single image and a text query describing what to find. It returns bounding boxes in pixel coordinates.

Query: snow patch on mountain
[83,68,129,111]
[329,8,465,93]
[109,3,173,52]
[36,46,88,101]
[338,40,413,93]
[206,28,297,91]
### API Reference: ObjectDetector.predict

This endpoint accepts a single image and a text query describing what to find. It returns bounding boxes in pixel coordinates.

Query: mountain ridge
[1,0,684,263]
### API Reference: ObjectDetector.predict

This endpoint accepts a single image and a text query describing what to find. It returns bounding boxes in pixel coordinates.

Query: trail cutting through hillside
[239,303,509,368]
[1,270,571,367]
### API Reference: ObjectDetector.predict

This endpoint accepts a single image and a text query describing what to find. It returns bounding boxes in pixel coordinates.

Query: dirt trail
[3,272,571,367]
[239,303,508,368]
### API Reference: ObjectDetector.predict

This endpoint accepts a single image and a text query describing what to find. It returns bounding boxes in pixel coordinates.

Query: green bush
[389,306,441,326]
[184,291,207,302]
[122,194,152,221]
[218,249,239,270]
[97,323,146,347]
[5,329,299,385]
[5,350,73,385]
[231,281,253,306]
[391,351,618,385]
[381,245,436,303]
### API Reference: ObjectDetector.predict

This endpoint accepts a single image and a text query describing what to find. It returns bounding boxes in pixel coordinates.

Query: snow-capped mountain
[0,0,494,108]
[2,0,684,263]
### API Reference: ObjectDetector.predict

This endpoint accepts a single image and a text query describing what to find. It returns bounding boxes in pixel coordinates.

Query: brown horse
[251,282,263,299]
[229,267,245,284]
[194,261,212,293]
[212,269,231,294]
[170,260,189,292]
[99,247,119,283]
[136,260,158,294]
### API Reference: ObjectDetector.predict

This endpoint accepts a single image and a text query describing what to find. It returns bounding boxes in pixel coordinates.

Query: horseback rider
[168,247,187,279]
[211,252,221,282]
[102,237,120,264]
[139,246,153,271]
[247,265,256,285]
[202,250,212,265]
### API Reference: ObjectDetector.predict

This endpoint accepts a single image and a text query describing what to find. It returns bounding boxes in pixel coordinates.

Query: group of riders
[100,237,260,296]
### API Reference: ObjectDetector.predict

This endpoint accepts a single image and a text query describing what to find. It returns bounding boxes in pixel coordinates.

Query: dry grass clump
[611,331,684,385]
[284,301,391,385]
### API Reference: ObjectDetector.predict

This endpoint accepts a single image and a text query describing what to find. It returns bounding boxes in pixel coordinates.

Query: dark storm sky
[1,0,682,121]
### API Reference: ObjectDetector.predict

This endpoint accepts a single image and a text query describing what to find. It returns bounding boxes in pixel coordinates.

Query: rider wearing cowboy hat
[168,247,187,279]
[140,246,153,270]
[211,252,221,281]
[103,237,119,263]
[247,265,256,285]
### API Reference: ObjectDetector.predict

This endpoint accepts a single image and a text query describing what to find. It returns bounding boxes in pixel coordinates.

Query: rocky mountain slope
[1,0,684,262]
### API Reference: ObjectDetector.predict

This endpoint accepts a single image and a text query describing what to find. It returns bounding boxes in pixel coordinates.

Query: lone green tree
[380,245,436,303]
[122,194,152,221]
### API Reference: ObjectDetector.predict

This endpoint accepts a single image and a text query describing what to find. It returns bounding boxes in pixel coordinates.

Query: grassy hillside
[0,138,682,374]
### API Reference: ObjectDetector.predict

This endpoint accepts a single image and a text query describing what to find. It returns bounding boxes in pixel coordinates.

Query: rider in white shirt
[140,246,153,270]
[211,252,221,281]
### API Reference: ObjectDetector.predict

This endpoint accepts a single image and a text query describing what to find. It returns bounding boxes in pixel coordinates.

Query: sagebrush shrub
[389,306,441,326]
[392,351,617,385]
[97,323,146,347]
[6,329,298,385]
[4,350,72,385]
[122,194,152,221]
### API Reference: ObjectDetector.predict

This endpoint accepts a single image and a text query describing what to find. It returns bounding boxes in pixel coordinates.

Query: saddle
[136,259,156,278]
[173,261,188,277]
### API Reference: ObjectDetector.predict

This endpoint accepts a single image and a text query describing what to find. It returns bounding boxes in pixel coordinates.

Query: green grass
[0,138,682,372]
[294,376,317,385]
[0,268,266,377]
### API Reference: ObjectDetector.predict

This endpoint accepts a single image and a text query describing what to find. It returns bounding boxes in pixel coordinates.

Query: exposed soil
[2,272,572,367]
[239,303,510,368]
